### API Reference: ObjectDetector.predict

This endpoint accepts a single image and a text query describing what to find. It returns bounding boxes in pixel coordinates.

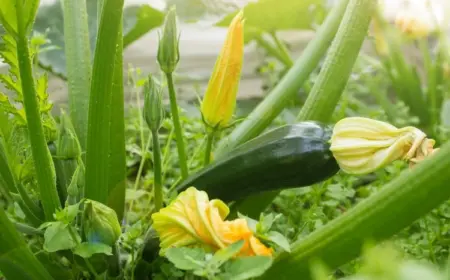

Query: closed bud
[57,111,81,159]
[144,76,165,132]
[83,199,121,246]
[157,6,180,74]
[330,117,438,175]
[201,11,244,129]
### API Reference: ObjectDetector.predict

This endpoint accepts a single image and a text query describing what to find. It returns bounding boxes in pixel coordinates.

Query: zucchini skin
[175,121,340,202]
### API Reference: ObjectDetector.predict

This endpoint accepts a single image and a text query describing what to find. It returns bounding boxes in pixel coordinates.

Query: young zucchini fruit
[175,121,340,202]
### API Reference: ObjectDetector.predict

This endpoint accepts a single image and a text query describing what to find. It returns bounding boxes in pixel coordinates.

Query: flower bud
[330,117,438,175]
[57,111,81,159]
[157,6,180,74]
[151,187,272,257]
[83,199,121,246]
[201,11,244,129]
[143,76,164,132]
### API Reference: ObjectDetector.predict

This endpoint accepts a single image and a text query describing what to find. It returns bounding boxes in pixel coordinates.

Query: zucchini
[175,121,340,202]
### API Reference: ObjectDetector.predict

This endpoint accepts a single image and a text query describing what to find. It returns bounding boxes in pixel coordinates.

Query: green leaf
[60,0,92,150]
[123,4,165,48]
[215,0,324,43]
[108,18,126,220]
[73,242,112,258]
[84,0,124,204]
[33,0,164,78]
[219,256,273,280]
[209,240,245,269]
[43,222,79,252]
[266,231,290,253]
[165,247,206,271]
[0,208,54,280]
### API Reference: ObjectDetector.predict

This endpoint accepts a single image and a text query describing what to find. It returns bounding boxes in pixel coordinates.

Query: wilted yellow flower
[151,187,272,257]
[201,11,244,128]
[330,117,438,175]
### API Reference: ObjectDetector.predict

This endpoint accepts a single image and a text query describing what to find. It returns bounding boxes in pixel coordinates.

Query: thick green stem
[152,130,163,212]
[165,73,189,179]
[261,133,450,280]
[16,1,61,220]
[214,0,350,157]
[61,0,92,151]
[297,0,375,122]
[204,130,215,166]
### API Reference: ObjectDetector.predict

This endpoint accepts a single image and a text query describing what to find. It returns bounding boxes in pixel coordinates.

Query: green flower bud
[157,6,180,74]
[57,111,81,159]
[144,76,165,132]
[83,200,121,246]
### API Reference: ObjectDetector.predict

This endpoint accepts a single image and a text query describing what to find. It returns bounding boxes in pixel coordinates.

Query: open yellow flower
[330,117,438,175]
[151,187,272,257]
[200,11,244,128]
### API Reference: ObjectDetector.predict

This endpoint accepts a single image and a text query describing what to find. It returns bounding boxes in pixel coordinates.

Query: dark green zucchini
[175,121,340,202]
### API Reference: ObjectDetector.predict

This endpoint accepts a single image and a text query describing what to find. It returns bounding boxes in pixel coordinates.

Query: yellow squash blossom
[151,187,272,257]
[330,117,438,175]
[394,9,433,39]
[201,11,244,128]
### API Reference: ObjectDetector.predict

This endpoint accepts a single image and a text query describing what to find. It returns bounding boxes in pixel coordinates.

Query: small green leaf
[219,256,273,280]
[266,231,290,253]
[215,0,323,43]
[43,222,79,252]
[209,240,245,269]
[73,242,112,258]
[165,247,206,271]
[123,4,165,48]
[440,99,450,127]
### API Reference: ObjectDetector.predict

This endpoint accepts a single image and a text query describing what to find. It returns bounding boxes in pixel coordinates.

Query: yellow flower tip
[151,187,272,257]
[330,117,437,175]
[201,10,245,129]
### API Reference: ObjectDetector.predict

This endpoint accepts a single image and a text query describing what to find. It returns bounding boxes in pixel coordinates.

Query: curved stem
[165,73,189,179]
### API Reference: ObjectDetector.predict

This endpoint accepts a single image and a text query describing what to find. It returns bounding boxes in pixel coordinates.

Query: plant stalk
[165,72,189,179]
[204,130,215,166]
[16,0,61,220]
[152,130,163,212]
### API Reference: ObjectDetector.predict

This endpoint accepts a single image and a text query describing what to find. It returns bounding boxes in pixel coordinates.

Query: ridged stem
[16,0,61,220]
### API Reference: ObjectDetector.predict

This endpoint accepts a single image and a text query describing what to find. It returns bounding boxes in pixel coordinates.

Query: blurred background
[2,0,450,110]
